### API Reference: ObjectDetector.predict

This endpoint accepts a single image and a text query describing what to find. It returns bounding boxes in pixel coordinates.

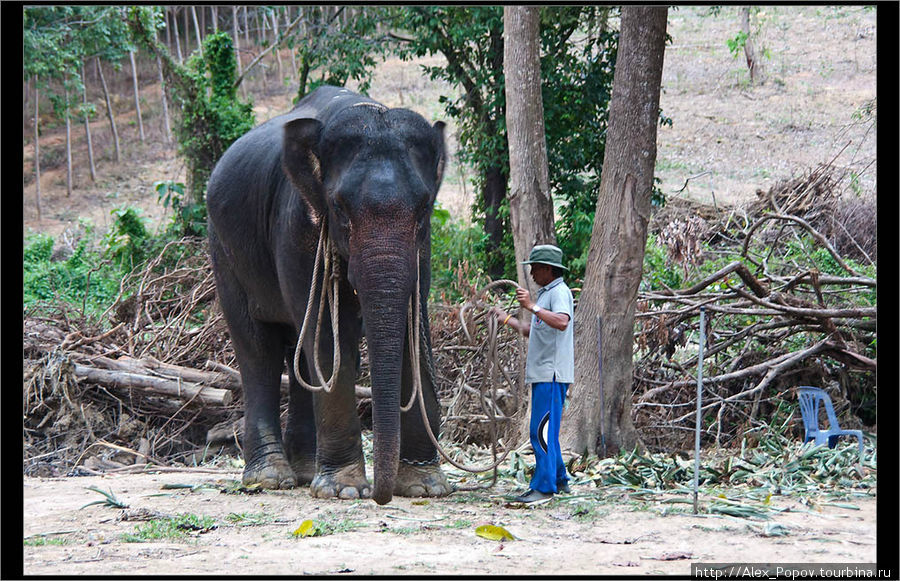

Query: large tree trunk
[96,58,121,163]
[559,5,668,457]
[503,5,556,296]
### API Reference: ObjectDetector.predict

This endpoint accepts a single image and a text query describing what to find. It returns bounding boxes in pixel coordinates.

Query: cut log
[73,364,232,406]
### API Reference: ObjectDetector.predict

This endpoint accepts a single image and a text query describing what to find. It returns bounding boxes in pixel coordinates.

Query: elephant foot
[394,462,454,497]
[287,456,317,486]
[310,462,372,500]
[242,452,298,490]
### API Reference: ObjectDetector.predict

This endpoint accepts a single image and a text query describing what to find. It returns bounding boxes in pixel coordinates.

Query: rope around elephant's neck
[292,221,341,392]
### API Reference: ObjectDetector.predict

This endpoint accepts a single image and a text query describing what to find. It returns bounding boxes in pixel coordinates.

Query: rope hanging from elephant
[292,220,341,393]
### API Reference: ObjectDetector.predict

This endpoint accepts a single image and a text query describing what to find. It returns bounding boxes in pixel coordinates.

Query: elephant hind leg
[212,256,296,490]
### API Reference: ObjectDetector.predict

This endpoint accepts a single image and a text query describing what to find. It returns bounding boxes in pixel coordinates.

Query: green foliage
[174,32,255,209]
[429,205,491,303]
[23,231,121,316]
[120,513,218,543]
[293,7,391,99]
[641,234,683,291]
[129,13,254,221]
[726,30,749,58]
[101,206,150,268]
[155,180,206,237]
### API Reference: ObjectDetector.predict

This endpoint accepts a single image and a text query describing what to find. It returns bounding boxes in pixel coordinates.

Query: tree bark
[559,5,668,457]
[96,58,121,162]
[129,50,145,142]
[503,6,557,296]
[81,62,97,181]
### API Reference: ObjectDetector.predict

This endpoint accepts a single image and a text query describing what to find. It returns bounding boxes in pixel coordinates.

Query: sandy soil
[22,470,876,576]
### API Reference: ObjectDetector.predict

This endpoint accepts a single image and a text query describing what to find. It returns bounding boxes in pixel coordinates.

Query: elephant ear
[283,118,326,216]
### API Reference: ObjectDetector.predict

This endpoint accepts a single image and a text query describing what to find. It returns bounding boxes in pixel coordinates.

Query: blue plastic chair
[796,386,864,464]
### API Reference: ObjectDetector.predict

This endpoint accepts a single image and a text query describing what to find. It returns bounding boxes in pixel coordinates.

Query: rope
[293,221,341,392]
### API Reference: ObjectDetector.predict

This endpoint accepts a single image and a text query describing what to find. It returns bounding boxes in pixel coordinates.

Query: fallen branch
[72,364,232,406]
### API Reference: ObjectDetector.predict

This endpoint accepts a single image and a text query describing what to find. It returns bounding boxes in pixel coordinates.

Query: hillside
[23,6,876,238]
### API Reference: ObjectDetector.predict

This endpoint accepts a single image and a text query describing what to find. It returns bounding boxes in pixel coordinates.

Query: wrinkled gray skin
[207,86,453,505]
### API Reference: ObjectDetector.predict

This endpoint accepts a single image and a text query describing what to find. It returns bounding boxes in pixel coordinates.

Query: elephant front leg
[307,316,372,500]
[309,380,371,499]
[395,330,454,498]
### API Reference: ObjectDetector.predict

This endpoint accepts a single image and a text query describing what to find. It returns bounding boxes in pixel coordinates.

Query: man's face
[529,263,555,287]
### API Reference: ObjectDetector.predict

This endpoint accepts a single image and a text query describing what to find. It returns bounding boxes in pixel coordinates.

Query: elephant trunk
[352,243,416,505]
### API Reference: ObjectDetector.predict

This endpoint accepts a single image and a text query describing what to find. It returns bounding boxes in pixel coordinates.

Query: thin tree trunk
[232,6,246,98]
[270,10,283,85]
[183,6,191,55]
[129,50,145,142]
[503,5,557,296]
[285,7,297,82]
[156,53,171,143]
[243,6,250,51]
[740,6,765,84]
[33,78,42,221]
[211,5,218,33]
[172,6,184,63]
[191,6,202,50]
[64,76,73,197]
[81,61,97,181]
[559,5,668,457]
[96,58,121,163]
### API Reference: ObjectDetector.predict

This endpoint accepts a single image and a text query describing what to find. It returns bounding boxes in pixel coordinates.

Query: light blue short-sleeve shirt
[524,277,575,384]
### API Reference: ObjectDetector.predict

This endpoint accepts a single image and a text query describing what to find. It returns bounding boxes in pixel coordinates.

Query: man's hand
[515,288,536,312]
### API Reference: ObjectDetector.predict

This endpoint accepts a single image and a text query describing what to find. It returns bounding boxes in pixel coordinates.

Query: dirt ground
[21,6,879,577]
[22,469,876,576]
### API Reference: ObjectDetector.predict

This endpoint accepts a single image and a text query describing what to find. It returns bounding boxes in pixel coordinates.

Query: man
[492,244,575,504]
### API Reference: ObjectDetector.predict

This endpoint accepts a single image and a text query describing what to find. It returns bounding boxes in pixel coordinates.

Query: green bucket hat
[522,244,568,271]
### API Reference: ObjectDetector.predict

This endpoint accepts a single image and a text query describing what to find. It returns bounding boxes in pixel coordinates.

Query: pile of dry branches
[633,161,876,452]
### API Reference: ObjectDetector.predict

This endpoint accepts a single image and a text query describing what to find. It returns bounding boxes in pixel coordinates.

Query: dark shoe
[513,489,554,505]
[557,482,571,494]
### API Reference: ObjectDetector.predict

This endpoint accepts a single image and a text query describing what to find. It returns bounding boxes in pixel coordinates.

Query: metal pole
[692,306,706,515]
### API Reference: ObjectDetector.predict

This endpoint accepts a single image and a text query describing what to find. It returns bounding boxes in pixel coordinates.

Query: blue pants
[529,380,569,494]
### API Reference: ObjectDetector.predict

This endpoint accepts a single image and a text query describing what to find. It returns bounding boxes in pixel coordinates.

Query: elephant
[206,85,453,505]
